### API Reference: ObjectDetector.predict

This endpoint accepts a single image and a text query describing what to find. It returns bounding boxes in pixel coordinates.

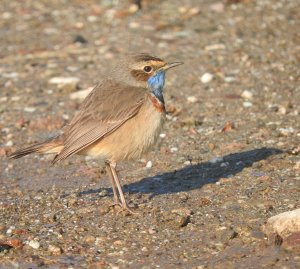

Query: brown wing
[52,79,147,163]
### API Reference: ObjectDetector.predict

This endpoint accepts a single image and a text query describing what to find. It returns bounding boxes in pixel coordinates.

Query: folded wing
[52,79,146,163]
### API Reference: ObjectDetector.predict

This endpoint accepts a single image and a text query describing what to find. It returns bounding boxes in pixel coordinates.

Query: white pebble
[200,73,213,83]
[243,101,253,108]
[128,4,139,13]
[197,128,204,133]
[241,90,253,99]
[87,15,98,22]
[184,160,191,165]
[2,12,12,19]
[159,133,166,138]
[170,147,178,153]
[278,127,294,136]
[2,72,19,78]
[24,107,36,113]
[6,140,13,147]
[146,161,152,169]
[278,106,287,115]
[209,157,224,164]
[166,115,172,120]
[148,228,157,234]
[187,96,197,103]
[129,22,140,29]
[204,44,226,51]
[69,87,93,100]
[28,240,40,249]
[11,96,21,101]
[62,114,69,120]
[48,76,80,85]
[44,27,59,35]
[224,76,235,83]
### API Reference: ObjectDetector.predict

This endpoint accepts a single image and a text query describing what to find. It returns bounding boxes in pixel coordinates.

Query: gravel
[0,0,299,268]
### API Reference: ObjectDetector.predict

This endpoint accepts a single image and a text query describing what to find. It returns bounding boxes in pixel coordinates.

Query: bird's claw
[109,201,137,215]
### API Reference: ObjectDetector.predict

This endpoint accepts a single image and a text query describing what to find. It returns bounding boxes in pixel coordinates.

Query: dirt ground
[0,0,299,268]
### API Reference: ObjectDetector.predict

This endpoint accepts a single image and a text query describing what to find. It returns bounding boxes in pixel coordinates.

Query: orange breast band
[148,94,165,113]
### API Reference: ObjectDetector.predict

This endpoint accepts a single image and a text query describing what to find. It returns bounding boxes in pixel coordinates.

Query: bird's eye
[143,66,152,73]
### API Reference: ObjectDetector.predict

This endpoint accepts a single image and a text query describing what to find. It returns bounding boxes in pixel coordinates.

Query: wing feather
[53,79,146,163]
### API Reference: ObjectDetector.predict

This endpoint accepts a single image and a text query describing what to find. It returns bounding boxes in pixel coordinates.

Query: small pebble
[187,96,197,103]
[69,87,93,100]
[224,76,235,83]
[87,15,98,22]
[62,114,69,120]
[128,4,139,13]
[129,22,140,29]
[4,238,22,248]
[204,44,226,51]
[11,96,21,101]
[170,147,178,153]
[2,72,18,79]
[148,228,157,234]
[48,77,80,85]
[209,2,225,13]
[241,90,253,99]
[159,133,166,138]
[278,106,287,115]
[84,235,96,244]
[200,73,213,84]
[0,97,8,102]
[146,161,152,169]
[278,127,294,136]
[243,101,253,108]
[2,12,12,19]
[209,157,224,164]
[48,244,63,255]
[24,107,36,113]
[5,140,13,146]
[28,240,40,249]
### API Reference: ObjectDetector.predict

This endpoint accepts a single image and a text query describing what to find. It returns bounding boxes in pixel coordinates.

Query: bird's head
[129,53,183,91]
[110,53,183,90]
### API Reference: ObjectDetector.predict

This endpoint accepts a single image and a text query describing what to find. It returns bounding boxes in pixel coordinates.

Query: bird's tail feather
[8,137,63,159]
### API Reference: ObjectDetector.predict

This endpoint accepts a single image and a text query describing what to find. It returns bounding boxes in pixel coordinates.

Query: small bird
[9,53,183,213]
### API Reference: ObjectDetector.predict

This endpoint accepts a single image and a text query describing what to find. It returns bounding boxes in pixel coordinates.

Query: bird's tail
[8,137,63,159]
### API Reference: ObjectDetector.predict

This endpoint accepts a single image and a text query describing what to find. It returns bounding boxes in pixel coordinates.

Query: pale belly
[82,99,165,161]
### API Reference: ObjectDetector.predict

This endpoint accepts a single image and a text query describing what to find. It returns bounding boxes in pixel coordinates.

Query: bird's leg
[109,160,136,214]
[105,161,120,206]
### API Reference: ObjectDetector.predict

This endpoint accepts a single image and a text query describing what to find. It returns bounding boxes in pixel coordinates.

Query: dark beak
[161,62,184,71]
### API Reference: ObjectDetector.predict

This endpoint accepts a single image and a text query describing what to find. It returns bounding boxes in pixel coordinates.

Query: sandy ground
[0,0,299,268]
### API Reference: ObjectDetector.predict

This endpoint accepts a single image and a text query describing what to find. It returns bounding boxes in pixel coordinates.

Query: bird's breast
[83,96,165,161]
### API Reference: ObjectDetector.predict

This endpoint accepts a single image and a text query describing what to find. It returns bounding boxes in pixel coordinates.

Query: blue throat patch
[147,71,166,104]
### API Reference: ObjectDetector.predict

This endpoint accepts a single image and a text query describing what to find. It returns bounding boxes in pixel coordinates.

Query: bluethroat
[9,53,183,213]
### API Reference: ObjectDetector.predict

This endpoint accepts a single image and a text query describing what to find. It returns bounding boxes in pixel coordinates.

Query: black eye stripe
[143,66,152,73]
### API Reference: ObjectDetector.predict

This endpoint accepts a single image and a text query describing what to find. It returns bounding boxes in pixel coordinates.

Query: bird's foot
[108,201,122,209]
[120,203,137,215]
[110,202,137,215]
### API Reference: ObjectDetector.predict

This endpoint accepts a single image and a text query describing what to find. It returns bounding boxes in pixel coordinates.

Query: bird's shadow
[79,147,283,198]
